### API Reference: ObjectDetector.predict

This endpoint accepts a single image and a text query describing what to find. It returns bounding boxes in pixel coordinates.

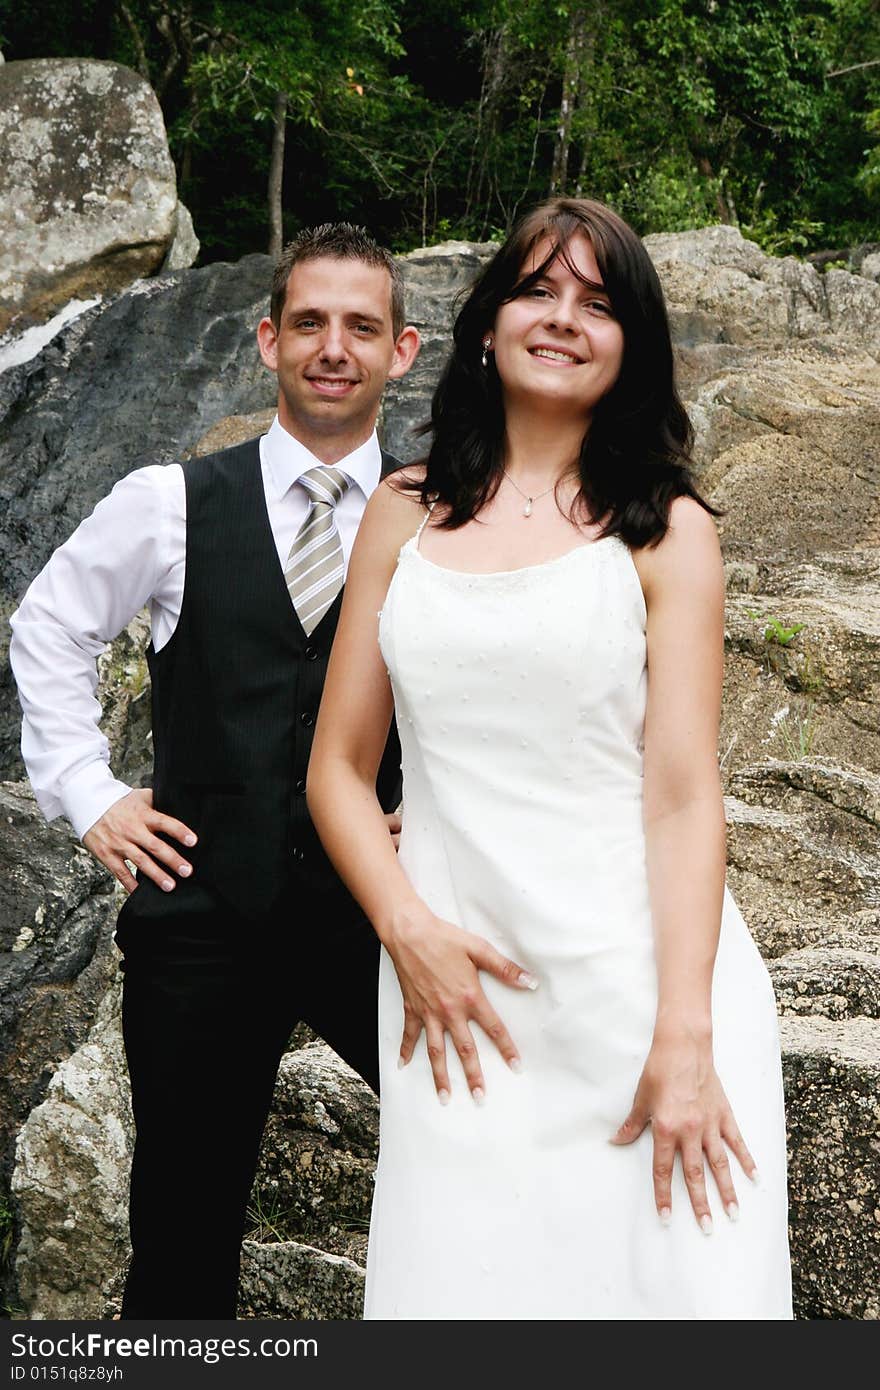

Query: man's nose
[318,322,349,362]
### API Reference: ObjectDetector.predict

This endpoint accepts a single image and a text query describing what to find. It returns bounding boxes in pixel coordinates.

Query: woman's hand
[386,903,537,1103]
[610,1029,757,1232]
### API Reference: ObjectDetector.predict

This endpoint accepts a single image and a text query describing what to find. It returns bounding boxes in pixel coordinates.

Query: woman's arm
[611,496,757,1228]
[307,477,535,1102]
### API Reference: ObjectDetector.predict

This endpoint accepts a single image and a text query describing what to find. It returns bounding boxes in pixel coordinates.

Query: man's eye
[354,323,377,334]
[297,319,320,330]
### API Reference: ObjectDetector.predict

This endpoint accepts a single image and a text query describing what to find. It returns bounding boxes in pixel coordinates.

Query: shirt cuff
[59,763,134,841]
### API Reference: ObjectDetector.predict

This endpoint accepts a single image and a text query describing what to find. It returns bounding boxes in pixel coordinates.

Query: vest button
[304,645,318,661]
[295,778,306,793]
[300,712,314,727]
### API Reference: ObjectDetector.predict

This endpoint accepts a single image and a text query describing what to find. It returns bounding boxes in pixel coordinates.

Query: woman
[307,197,792,1319]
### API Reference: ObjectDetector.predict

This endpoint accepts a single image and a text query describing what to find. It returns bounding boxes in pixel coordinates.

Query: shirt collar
[262,414,382,503]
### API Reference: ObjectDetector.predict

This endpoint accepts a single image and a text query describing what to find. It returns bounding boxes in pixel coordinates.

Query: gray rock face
[380,240,497,462]
[780,1017,880,1321]
[238,1241,364,1320]
[11,984,132,1319]
[0,60,178,334]
[250,1042,377,1262]
[162,203,199,273]
[0,781,118,1311]
[645,224,880,359]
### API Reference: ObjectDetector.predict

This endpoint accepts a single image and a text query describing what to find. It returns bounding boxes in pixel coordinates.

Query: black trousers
[114,870,380,1319]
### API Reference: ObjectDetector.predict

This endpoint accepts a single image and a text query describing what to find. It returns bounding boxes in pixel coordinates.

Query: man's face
[257,256,418,455]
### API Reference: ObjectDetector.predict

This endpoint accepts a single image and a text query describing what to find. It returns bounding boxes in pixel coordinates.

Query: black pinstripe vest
[146,436,403,918]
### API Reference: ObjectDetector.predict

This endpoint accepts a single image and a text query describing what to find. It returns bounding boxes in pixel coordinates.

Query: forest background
[1,1,878,266]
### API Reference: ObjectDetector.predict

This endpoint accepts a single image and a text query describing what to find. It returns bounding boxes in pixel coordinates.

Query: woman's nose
[542,294,578,332]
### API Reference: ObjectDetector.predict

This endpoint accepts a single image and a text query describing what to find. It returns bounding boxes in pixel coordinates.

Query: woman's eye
[586,300,612,315]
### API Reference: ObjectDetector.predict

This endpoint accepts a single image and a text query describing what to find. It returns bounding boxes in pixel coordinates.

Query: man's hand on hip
[385,808,402,850]
[82,788,198,894]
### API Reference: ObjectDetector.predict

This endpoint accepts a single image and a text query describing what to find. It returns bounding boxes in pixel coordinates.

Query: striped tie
[285,465,352,635]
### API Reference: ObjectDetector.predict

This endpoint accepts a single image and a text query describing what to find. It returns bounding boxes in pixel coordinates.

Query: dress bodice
[379,532,648,843]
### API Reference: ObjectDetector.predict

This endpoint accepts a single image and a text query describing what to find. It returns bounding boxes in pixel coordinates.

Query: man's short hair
[270,223,406,338]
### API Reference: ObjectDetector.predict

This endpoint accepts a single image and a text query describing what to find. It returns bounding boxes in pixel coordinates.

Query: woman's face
[490,232,624,423]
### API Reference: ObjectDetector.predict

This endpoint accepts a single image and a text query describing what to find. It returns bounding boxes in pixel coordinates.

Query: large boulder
[11,983,131,1319]
[0,60,186,335]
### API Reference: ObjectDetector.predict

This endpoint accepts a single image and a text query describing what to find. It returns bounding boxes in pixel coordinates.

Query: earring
[481,337,492,369]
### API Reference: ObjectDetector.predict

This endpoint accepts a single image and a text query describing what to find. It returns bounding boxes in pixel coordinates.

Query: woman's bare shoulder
[353,464,430,563]
[632,496,722,605]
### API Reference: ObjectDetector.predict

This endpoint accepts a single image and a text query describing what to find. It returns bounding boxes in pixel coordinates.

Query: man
[9,224,420,1318]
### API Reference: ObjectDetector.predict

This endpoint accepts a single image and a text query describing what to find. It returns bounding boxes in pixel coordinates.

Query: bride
[307,196,792,1319]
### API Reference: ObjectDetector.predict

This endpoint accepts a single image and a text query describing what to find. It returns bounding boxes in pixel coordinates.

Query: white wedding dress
[366,525,792,1320]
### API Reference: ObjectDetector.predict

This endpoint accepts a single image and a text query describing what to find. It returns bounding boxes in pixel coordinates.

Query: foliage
[1,0,877,259]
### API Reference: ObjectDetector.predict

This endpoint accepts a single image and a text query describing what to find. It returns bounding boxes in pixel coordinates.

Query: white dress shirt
[9,416,382,840]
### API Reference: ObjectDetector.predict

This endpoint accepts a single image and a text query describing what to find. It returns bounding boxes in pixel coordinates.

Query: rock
[780,1016,880,1321]
[161,202,199,273]
[0,780,119,1314]
[770,949,880,1019]
[238,1240,364,1320]
[189,410,275,458]
[0,60,178,335]
[645,224,880,359]
[380,241,497,462]
[11,984,132,1319]
[724,759,880,959]
[0,782,118,1184]
[861,252,880,284]
[251,1042,377,1259]
[719,554,880,781]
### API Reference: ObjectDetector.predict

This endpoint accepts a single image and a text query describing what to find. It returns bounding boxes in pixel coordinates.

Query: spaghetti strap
[413,499,437,551]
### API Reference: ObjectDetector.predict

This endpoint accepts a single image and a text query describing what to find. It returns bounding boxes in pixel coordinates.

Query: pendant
[523,498,533,517]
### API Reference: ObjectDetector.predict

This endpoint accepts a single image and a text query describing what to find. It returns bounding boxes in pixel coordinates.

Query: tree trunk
[694,151,737,224]
[268,91,288,260]
[551,7,586,195]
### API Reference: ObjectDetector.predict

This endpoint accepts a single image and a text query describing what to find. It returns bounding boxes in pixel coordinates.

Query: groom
[9,224,419,1318]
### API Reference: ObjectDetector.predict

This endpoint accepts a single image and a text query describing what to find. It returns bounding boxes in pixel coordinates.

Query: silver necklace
[502,469,558,518]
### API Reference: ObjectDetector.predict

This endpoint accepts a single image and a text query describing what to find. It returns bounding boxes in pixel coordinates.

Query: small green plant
[763,617,804,647]
[776,702,820,761]
[245,1186,298,1244]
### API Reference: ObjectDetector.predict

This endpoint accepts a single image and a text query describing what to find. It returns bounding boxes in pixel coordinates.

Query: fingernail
[726,1202,740,1222]
[509,1057,523,1074]
[161,879,174,892]
[750,1167,761,1186]
[396,1056,407,1070]
[518,971,538,990]
[184,835,197,846]
[699,1215,713,1236]
[437,1088,450,1106]
[659,1207,671,1226]
[472,1087,485,1106]
[178,864,192,876]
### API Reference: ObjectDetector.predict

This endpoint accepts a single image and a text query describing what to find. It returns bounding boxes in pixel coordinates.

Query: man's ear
[388,325,421,381]
[256,316,279,372]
